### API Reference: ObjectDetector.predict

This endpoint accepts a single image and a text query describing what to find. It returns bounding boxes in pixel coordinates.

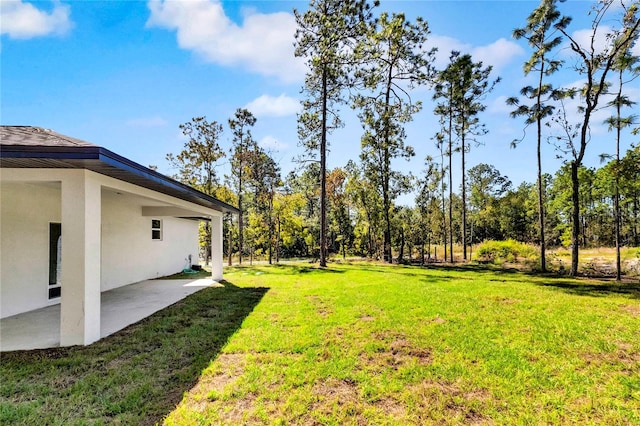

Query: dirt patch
[408,380,492,423]
[360,315,375,322]
[312,377,359,403]
[581,346,640,369]
[432,316,447,324]
[373,396,407,419]
[305,294,334,318]
[308,377,364,423]
[360,333,432,372]
[494,297,520,304]
[182,353,246,411]
[620,304,640,317]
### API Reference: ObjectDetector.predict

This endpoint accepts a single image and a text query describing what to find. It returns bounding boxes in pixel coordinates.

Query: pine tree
[294,0,377,267]
[508,0,570,272]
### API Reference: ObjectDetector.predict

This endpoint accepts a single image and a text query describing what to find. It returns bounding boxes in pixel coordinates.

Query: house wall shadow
[0,281,268,425]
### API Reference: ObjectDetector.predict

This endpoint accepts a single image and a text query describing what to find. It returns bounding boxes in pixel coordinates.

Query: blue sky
[2,0,638,204]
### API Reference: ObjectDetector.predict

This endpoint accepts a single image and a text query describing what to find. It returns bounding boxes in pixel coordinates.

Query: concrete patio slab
[0,277,221,352]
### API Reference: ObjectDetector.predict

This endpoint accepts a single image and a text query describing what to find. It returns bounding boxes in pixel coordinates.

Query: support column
[211,214,223,281]
[60,170,101,346]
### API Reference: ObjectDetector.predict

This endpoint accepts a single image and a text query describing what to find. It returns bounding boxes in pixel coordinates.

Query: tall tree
[167,117,225,196]
[555,0,639,275]
[435,52,499,260]
[167,117,225,264]
[228,108,257,265]
[294,0,377,267]
[433,52,460,263]
[247,148,281,264]
[353,12,435,263]
[603,4,639,280]
[507,0,569,271]
[434,133,449,262]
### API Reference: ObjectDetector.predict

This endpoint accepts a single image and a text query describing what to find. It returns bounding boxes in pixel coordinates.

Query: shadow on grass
[536,280,640,299]
[0,281,268,426]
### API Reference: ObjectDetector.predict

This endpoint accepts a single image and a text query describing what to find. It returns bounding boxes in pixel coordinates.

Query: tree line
[165,0,639,278]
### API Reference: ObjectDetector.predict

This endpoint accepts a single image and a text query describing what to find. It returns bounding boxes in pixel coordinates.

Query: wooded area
[164,0,639,278]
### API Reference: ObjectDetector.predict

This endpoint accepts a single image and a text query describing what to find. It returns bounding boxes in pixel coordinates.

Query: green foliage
[295,0,378,266]
[167,116,225,195]
[552,1,640,275]
[228,108,258,264]
[474,239,538,264]
[353,11,435,262]
[433,51,500,260]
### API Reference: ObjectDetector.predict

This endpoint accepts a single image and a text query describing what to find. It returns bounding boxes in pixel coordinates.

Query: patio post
[211,214,223,281]
[60,170,101,346]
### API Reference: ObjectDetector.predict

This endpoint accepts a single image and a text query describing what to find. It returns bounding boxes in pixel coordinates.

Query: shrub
[474,240,538,265]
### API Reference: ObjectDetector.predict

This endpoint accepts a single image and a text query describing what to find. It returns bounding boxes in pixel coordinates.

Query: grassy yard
[1,263,639,425]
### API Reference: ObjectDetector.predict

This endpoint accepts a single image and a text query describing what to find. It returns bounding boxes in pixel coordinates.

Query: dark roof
[0,126,239,215]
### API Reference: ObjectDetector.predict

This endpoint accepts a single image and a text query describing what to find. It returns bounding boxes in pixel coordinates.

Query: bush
[474,240,538,265]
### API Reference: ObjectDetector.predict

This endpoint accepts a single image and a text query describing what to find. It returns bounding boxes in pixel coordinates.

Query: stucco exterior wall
[1,182,61,318]
[1,172,203,319]
[101,190,200,291]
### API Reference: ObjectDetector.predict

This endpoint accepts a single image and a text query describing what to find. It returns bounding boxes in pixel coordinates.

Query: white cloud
[568,21,640,58]
[472,38,524,74]
[146,0,305,83]
[126,116,168,128]
[259,135,288,151]
[427,35,468,69]
[245,94,301,118]
[0,0,72,39]
[428,35,523,74]
[488,95,514,116]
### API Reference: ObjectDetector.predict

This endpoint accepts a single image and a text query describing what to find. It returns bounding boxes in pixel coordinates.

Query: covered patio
[1,126,239,348]
[0,276,222,352]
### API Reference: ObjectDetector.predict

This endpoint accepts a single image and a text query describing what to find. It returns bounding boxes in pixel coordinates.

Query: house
[0,126,238,346]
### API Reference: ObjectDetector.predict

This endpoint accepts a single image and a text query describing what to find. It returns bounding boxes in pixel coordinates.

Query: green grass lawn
[2,262,639,425]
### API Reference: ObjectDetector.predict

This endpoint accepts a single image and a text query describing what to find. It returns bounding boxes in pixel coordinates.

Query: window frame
[151,219,163,241]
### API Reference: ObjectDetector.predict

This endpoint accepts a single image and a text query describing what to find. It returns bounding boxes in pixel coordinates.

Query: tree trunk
[614,71,622,281]
[268,214,273,265]
[461,131,467,261]
[319,65,328,267]
[442,191,447,262]
[276,218,281,263]
[382,62,394,264]
[398,228,404,263]
[448,103,454,263]
[536,65,546,272]
[634,199,639,246]
[238,168,243,266]
[227,214,232,266]
[570,161,580,276]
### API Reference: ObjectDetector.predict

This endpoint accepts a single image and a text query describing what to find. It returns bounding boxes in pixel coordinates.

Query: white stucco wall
[1,182,61,318]
[1,170,208,319]
[100,190,200,291]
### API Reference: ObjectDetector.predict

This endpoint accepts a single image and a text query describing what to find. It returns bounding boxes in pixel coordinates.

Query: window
[49,223,62,299]
[152,219,162,240]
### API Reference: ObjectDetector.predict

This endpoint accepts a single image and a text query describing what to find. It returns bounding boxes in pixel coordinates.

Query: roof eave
[0,145,240,215]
